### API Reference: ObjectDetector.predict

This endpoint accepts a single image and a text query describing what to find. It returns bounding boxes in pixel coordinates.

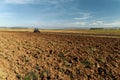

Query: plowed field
[0,31,119,80]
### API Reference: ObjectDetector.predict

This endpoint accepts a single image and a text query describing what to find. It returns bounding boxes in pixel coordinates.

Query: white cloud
[4,0,34,4]
[91,20,104,25]
[104,21,120,27]
[74,13,92,20]
[0,0,73,4]
[105,21,119,26]
[0,12,15,18]
[67,20,120,28]
[74,22,87,25]
[89,20,120,27]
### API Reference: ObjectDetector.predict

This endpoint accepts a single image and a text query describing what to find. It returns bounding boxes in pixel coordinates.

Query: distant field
[0,28,33,32]
[0,28,120,36]
[42,29,120,35]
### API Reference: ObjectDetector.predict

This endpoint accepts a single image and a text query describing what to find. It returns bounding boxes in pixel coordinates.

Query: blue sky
[0,0,120,29]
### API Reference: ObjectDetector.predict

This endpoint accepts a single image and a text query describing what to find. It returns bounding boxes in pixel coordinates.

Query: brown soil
[0,31,119,80]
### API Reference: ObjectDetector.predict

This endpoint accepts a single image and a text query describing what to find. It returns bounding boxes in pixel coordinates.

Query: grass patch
[81,60,91,68]
[23,71,38,80]
[40,70,51,79]
[59,68,65,73]
[58,52,66,61]
[96,58,103,63]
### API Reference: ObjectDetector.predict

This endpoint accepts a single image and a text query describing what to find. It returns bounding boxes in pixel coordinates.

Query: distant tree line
[90,28,104,30]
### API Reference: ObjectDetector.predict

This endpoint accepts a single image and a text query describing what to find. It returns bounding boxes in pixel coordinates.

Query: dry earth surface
[0,31,119,80]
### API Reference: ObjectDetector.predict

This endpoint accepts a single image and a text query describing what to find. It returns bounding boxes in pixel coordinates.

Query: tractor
[34,28,40,33]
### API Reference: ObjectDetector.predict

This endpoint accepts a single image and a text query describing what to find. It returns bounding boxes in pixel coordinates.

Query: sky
[0,0,120,29]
